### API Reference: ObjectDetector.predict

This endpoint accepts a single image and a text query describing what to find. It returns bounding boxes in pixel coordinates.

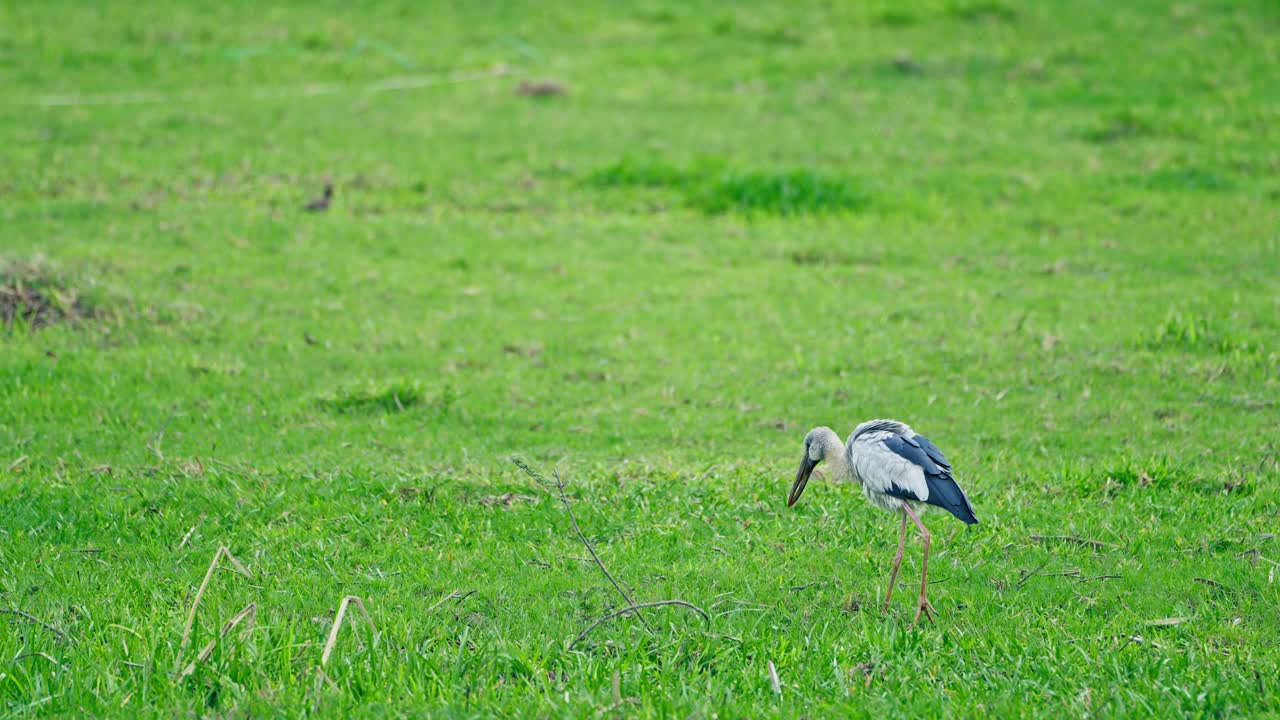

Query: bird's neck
[821,434,852,481]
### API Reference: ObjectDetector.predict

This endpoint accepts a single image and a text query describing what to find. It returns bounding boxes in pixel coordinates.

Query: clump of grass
[319,380,426,414]
[873,10,918,27]
[588,158,693,190]
[1145,310,1268,360]
[588,159,867,217]
[1,255,106,331]
[1148,310,1212,350]
[946,1,1018,23]
[1079,110,1160,144]
[786,247,878,267]
[1058,458,1229,498]
[1140,168,1235,193]
[692,169,867,216]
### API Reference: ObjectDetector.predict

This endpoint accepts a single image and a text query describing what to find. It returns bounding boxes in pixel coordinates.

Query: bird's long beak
[788,454,818,507]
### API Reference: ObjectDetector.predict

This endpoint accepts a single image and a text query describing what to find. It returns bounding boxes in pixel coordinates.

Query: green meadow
[1,0,1278,716]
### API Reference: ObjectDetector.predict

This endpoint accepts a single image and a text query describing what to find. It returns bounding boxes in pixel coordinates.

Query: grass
[0,256,109,332]
[590,160,868,216]
[1,0,1278,716]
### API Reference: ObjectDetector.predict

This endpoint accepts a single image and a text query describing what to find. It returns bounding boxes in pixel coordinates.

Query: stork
[787,419,978,626]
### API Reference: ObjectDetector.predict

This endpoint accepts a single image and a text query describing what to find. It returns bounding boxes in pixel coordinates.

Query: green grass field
[2,0,1279,716]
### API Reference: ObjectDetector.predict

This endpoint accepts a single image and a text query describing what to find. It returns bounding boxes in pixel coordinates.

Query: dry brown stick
[179,603,257,678]
[514,458,652,632]
[1029,535,1117,550]
[425,589,475,615]
[14,653,59,665]
[1016,560,1051,589]
[311,595,377,710]
[174,546,251,673]
[177,524,198,550]
[425,590,460,614]
[320,596,376,668]
[570,600,709,648]
[0,608,73,644]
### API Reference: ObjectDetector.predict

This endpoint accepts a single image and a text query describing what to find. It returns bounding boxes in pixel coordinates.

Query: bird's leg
[902,504,936,627]
[882,513,909,614]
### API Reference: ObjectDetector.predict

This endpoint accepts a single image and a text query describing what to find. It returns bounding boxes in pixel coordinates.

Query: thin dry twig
[311,595,378,710]
[177,524,198,550]
[145,405,179,460]
[425,590,476,614]
[768,661,782,695]
[0,608,73,644]
[513,458,652,632]
[13,653,59,665]
[179,603,257,678]
[1029,535,1117,550]
[1016,560,1051,589]
[570,600,710,648]
[1079,574,1123,582]
[174,546,251,673]
[320,596,376,668]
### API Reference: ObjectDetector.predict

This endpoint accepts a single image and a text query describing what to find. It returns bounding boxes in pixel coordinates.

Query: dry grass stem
[320,595,376,668]
[0,608,73,644]
[1029,535,1118,550]
[570,600,710,648]
[426,590,475,614]
[174,545,251,673]
[513,458,653,632]
[179,603,257,678]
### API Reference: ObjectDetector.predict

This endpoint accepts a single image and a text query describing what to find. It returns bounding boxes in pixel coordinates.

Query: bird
[787,419,977,626]
[304,183,333,212]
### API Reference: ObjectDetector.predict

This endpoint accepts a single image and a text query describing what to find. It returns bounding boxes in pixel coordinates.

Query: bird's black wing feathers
[881,434,978,525]
[908,434,952,470]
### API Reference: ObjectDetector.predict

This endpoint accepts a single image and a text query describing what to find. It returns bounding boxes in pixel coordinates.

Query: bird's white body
[806,421,929,516]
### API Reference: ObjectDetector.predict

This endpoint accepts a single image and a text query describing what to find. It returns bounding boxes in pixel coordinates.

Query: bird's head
[788,426,841,507]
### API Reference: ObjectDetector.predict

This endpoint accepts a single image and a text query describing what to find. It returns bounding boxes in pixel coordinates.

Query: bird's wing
[849,431,931,502]
[909,434,952,470]
[876,433,978,525]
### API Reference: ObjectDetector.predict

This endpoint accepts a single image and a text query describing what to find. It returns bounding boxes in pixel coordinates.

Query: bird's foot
[911,598,937,628]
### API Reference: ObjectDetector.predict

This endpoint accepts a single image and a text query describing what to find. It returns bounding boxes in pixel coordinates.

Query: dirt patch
[515,80,567,98]
[1,256,105,331]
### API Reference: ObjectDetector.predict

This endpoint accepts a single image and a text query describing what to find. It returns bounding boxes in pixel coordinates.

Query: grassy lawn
[2,0,1278,716]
